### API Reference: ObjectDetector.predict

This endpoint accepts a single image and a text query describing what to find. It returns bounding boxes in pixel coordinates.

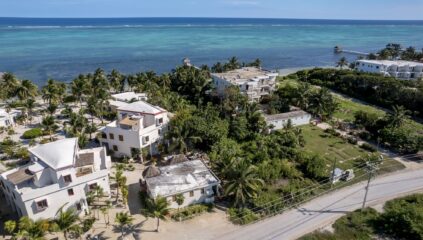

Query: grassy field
[300,125,404,175]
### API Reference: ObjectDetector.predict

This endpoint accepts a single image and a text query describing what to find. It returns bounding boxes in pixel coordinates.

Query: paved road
[217,168,423,240]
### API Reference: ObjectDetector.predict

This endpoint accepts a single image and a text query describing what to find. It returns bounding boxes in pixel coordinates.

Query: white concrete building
[99,101,170,158]
[356,60,423,80]
[0,138,111,220]
[212,67,278,102]
[0,108,21,127]
[109,92,148,112]
[265,110,311,131]
[142,158,220,209]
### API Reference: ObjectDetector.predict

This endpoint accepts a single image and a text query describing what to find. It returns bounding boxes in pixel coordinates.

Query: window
[109,133,114,140]
[158,118,163,124]
[76,203,82,211]
[36,199,48,211]
[144,136,149,144]
[113,145,118,151]
[89,183,98,190]
[189,191,194,197]
[63,175,72,183]
[101,132,107,139]
[158,129,162,135]
[67,188,74,196]
[118,135,124,141]
[201,188,205,194]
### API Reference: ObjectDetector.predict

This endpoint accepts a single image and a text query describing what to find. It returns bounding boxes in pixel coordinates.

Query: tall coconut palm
[41,115,58,141]
[16,79,38,101]
[111,170,127,202]
[52,207,80,240]
[24,98,36,125]
[0,72,19,99]
[145,196,170,232]
[41,79,63,105]
[336,57,349,69]
[386,105,411,128]
[71,74,88,107]
[224,159,264,208]
[228,56,240,70]
[115,212,134,239]
[107,69,125,93]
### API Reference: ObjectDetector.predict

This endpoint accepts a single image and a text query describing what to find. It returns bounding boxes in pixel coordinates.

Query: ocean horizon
[1,17,423,85]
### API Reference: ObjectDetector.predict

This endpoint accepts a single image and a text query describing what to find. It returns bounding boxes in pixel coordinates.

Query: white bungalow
[109,92,148,112]
[265,110,311,131]
[99,101,170,158]
[356,60,423,80]
[0,138,111,220]
[142,157,220,209]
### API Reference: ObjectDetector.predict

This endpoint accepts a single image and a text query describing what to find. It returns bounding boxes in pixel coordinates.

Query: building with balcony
[0,138,111,220]
[99,101,170,158]
[141,155,220,208]
[0,108,21,127]
[211,67,278,102]
[356,60,423,80]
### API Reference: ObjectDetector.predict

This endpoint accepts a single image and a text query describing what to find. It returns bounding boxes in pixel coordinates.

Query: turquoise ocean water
[0,18,423,85]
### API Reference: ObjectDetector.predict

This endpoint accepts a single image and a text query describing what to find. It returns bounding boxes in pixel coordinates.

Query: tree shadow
[127,183,142,215]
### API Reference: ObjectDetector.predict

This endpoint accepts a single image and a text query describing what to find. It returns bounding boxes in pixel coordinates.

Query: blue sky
[1,0,423,20]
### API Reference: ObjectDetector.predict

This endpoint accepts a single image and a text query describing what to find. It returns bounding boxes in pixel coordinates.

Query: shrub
[171,204,213,221]
[253,191,285,215]
[82,217,96,232]
[324,128,341,137]
[22,128,43,139]
[228,208,259,225]
[358,131,372,140]
[360,143,377,152]
[347,136,358,145]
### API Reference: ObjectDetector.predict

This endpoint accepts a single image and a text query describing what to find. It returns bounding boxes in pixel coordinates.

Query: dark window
[36,200,48,210]
[201,188,205,194]
[144,136,149,143]
[89,183,98,190]
[119,135,124,141]
[63,175,72,183]
[113,145,118,151]
[67,188,74,196]
[109,133,114,140]
[102,133,107,139]
[158,118,163,124]
[76,203,82,211]
[189,191,194,197]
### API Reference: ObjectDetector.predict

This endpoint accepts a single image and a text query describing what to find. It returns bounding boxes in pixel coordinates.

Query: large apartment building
[211,67,278,102]
[99,101,170,158]
[356,60,423,80]
[0,138,111,220]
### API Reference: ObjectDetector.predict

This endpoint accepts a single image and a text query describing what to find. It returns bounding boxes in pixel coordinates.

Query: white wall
[268,114,311,131]
[164,184,218,209]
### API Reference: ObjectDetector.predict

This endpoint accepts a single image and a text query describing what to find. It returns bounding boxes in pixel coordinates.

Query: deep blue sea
[1,18,423,85]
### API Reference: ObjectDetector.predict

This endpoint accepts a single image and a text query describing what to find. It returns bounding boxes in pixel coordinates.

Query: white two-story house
[99,101,170,158]
[212,67,278,102]
[0,138,111,220]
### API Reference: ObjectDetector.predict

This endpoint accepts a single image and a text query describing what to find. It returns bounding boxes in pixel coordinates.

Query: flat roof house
[109,92,148,112]
[356,60,423,80]
[99,101,170,158]
[0,138,111,220]
[212,67,278,102]
[142,157,220,209]
[264,109,311,131]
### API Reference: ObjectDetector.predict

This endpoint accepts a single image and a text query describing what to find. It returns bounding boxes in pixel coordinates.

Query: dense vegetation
[367,43,423,61]
[300,193,423,240]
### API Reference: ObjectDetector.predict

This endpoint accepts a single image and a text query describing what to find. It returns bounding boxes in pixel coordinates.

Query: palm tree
[71,75,88,107]
[145,196,170,232]
[16,79,38,101]
[41,79,63,105]
[41,115,57,141]
[175,194,185,221]
[114,212,134,239]
[111,170,127,202]
[4,220,16,238]
[211,62,224,73]
[308,88,338,121]
[228,56,240,70]
[52,207,80,240]
[386,105,411,128]
[0,72,19,99]
[24,98,36,125]
[336,57,349,69]
[16,216,50,240]
[224,159,264,208]
[108,69,125,93]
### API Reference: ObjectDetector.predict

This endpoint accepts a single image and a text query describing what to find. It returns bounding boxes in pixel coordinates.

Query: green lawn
[300,125,404,175]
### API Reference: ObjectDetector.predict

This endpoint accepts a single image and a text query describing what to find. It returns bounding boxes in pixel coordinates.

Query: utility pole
[330,158,337,189]
[362,161,377,210]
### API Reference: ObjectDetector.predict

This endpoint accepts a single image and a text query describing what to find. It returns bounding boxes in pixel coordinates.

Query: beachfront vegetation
[300,193,423,240]
[367,43,423,61]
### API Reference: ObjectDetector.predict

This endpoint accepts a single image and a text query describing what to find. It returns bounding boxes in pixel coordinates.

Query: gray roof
[264,110,310,122]
[143,165,161,178]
